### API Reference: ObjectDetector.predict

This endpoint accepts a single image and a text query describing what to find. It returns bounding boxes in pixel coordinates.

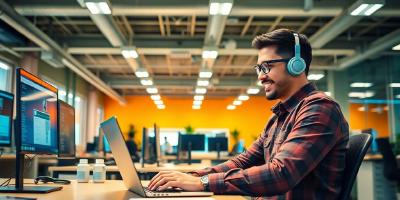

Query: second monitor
[58,100,75,158]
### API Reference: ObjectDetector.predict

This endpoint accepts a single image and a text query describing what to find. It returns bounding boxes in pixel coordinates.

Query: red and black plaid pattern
[194,83,349,200]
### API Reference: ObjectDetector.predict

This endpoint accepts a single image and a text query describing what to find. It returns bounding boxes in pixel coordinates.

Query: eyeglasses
[253,58,290,75]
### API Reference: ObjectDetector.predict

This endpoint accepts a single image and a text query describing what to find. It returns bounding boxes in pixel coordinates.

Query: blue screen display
[19,74,58,154]
[0,91,13,146]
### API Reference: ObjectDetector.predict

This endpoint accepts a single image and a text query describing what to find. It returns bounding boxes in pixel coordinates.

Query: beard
[266,90,279,100]
[263,78,289,100]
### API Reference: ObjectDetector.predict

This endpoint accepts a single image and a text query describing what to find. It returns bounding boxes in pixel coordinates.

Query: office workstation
[1,0,400,199]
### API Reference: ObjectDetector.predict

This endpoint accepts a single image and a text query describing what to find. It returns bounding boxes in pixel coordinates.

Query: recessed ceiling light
[233,100,242,105]
[209,0,233,15]
[389,83,400,87]
[348,91,375,98]
[121,47,138,59]
[146,87,158,94]
[193,100,202,106]
[150,95,161,101]
[157,104,165,109]
[393,44,400,50]
[246,87,260,94]
[199,69,213,78]
[350,82,373,88]
[194,95,204,101]
[195,87,207,94]
[140,78,153,86]
[154,100,163,105]
[197,79,210,87]
[192,105,201,110]
[135,68,149,78]
[84,0,112,15]
[227,105,236,110]
[348,0,384,16]
[238,94,249,101]
[307,73,325,80]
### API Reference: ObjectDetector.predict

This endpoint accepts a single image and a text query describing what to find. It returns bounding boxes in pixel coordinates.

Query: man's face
[257,46,292,100]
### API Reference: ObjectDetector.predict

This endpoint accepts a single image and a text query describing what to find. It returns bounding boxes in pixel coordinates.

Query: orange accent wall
[349,103,389,138]
[104,96,277,149]
[104,96,391,149]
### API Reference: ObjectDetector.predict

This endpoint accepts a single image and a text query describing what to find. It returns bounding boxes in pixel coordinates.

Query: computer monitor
[154,123,161,166]
[180,134,205,165]
[0,68,61,193]
[207,137,228,159]
[58,100,75,158]
[0,90,13,147]
[140,127,148,167]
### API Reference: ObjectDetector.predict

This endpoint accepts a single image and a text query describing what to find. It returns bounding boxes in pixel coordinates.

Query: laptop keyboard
[144,187,182,197]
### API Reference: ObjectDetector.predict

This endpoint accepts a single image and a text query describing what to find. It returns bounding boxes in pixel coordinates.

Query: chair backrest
[339,133,372,200]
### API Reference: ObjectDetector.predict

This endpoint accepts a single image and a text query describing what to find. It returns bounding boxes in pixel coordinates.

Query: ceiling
[1,0,400,103]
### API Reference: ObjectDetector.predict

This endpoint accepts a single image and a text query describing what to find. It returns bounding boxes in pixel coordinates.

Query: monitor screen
[16,68,58,154]
[180,134,205,151]
[0,90,13,147]
[103,135,111,153]
[58,100,75,157]
[207,137,228,151]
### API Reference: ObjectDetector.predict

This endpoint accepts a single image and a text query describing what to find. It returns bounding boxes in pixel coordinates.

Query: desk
[357,154,398,200]
[49,162,211,180]
[0,179,247,200]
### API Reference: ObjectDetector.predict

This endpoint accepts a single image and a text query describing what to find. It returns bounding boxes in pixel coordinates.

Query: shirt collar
[271,82,317,115]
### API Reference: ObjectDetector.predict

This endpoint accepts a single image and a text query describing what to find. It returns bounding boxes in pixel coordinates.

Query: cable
[0,154,38,187]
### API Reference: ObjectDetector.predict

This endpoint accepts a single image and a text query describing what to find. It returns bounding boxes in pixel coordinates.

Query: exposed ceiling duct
[338,28,400,70]
[0,0,126,105]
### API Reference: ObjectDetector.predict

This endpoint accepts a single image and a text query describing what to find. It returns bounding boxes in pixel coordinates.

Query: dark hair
[252,28,312,76]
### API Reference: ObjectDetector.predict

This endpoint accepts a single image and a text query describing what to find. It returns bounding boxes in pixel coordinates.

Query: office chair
[376,138,400,183]
[339,133,372,200]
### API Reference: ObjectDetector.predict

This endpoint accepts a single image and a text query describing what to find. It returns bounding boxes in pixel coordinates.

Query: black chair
[376,138,400,182]
[339,133,372,200]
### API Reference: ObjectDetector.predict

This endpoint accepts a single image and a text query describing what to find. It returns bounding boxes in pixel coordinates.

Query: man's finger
[149,171,174,188]
[157,181,180,191]
[150,177,177,191]
[149,174,176,190]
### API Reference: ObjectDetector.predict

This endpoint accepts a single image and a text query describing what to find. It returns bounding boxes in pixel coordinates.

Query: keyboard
[144,187,182,197]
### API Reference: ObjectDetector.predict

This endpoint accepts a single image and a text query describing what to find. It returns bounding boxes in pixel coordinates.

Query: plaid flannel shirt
[193,83,349,200]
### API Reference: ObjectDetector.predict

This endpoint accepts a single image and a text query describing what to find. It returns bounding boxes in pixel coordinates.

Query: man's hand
[147,171,204,191]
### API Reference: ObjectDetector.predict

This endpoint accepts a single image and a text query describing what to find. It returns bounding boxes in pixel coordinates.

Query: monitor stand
[216,143,221,160]
[187,142,192,165]
[0,153,62,193]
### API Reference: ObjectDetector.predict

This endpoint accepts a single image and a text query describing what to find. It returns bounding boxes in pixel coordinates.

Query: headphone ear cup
[287,57,306,76]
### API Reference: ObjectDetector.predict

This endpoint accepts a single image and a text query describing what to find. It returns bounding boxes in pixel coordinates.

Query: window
[0,61,12,92]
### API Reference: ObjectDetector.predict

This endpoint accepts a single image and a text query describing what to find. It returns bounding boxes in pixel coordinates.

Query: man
[148,28,349,199]
[125,124,139,162]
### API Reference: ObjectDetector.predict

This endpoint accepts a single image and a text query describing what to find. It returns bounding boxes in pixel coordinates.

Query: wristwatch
[200,175,210,191]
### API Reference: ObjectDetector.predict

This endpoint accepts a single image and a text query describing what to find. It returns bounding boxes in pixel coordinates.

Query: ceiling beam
[67,47,355,56]
[268,16,283,32]
[12,1,400,17]
[309,12,362,48]
[240,15,253,37]
[88,14,127,47]
[0,0,126,104]
[297,16,315,33]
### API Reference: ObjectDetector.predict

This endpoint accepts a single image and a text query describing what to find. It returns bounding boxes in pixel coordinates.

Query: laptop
[100,116,214,198]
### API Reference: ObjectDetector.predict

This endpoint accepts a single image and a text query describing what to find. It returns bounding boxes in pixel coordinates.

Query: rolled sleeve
[208,173,226,193]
